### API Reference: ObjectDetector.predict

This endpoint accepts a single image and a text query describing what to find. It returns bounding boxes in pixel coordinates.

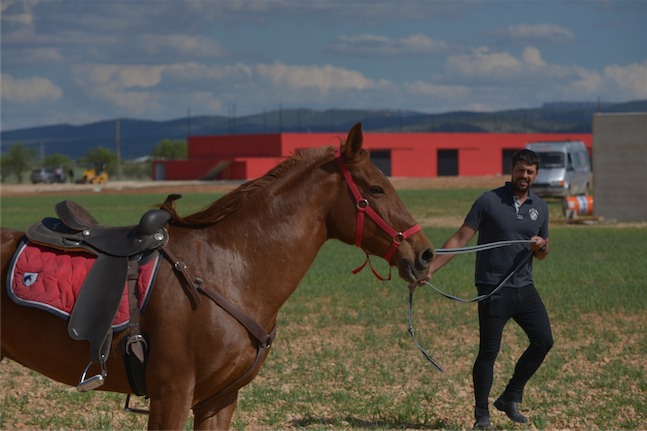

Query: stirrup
[77,359,107,392]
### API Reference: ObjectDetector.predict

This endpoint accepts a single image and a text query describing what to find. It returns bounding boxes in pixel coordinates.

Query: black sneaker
[493,397,528,423]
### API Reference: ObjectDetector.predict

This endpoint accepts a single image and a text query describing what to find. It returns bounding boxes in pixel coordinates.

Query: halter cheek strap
[334,150,422,280]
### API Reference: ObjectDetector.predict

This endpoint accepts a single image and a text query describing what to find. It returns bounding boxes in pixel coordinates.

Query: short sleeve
[464,192,489,231]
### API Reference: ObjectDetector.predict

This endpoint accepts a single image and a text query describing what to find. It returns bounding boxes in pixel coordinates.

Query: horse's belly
[1,290,131,392]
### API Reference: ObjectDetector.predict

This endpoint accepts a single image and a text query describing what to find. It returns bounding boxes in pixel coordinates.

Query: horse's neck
[183,164,335,325]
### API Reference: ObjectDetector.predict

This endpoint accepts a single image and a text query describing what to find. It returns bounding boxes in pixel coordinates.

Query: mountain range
[2,100,645,160]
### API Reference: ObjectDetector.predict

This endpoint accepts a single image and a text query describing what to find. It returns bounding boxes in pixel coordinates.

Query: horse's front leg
[146,384,194,430]
[193,392,238,430]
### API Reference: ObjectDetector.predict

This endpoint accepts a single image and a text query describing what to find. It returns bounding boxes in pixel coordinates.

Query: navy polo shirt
[464,182,549,288]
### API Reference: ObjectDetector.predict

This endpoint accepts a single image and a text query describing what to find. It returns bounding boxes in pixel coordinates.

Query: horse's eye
[369,186,384,195]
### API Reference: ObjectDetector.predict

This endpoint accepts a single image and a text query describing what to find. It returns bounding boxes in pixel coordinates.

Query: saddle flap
[68,254,129,363]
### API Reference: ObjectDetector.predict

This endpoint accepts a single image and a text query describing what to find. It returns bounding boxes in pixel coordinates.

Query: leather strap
[160,245,273,347]
[333,150,422,278]
[160,245,277,418]
[198,287,273,348]
[160,245,203,309]
[126,261,145,363]
[192,327,276,417]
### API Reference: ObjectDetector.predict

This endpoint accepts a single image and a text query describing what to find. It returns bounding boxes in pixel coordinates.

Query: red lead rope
[334,150,422,280]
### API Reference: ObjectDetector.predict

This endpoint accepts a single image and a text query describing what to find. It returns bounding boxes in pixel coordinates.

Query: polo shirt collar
[504,181,536,203]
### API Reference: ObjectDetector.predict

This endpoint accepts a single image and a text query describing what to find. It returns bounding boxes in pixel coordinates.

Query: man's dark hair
[511,149,540,169]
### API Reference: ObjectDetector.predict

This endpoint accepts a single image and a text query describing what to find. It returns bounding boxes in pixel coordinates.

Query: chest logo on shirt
[529,208,539,221]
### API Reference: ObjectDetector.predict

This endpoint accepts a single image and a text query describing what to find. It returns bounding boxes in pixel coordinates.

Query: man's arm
[531,236,549,260]
[428,223,478,276]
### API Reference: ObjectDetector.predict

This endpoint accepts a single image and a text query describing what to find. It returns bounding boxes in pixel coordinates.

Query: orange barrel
[563,196,594,217]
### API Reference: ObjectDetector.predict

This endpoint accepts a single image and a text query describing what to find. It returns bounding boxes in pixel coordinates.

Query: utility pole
[115,118,121,179]
[187,106,191,137]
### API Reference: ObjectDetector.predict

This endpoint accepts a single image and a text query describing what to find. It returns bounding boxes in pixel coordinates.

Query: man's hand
[530,235,549,259]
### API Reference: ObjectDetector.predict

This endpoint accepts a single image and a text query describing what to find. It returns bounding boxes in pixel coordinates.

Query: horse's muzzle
[419,247,435,269]
[400,246,435,283]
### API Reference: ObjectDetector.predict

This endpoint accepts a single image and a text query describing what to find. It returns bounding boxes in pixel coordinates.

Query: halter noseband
[334,149,422,280]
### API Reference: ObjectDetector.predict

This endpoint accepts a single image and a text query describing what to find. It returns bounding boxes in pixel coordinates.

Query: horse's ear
[341,123,363,160]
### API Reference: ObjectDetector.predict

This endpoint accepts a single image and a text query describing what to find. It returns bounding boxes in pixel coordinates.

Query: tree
[0,154,11,182]
[151,139,188,160]
[44,153,74,171]
[79,147,117,173]
[1,143,36,183]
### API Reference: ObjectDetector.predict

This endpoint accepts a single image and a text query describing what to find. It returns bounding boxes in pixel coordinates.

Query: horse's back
[1,227,24,297]
[1,228,22,359]
[1,226,23,251]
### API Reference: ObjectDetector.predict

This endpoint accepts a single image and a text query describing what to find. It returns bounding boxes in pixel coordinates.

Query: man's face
[511,161,538,194]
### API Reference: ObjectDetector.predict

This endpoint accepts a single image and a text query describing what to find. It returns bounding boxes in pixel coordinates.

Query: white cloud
[445,46,525,80]
[494,23,575,45]
[327,33,447,56]
[603,61,647,98]
[1,74,62,104]
[163,62,253,82]
[75,64,165,90]
[522,47,546,67]
[67,60,395,119]
[1,0,39,27]
[568,68,604,94]
[404,81,470,99]
[4,47,64,65]
[442,46,582,86]
[255,62,389,93]
[140,34,228,59]
[71,64,166,113]
[428,47,647,109]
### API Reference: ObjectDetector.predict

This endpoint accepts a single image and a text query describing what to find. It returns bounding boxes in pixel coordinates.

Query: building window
[437,149,458,176]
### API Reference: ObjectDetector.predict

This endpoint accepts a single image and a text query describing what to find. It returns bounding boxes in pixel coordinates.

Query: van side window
[567,153,574,170]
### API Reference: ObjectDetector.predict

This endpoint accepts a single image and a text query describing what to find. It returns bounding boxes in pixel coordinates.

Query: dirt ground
[0,176,505,197]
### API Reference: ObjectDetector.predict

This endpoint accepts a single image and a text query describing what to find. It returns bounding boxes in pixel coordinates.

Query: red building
[153,132,592,180]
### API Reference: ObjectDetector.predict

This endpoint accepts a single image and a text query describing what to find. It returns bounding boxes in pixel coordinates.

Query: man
[427,149,553,430]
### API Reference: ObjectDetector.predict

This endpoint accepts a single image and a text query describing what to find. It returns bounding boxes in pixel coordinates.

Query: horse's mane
[161,146,342,227]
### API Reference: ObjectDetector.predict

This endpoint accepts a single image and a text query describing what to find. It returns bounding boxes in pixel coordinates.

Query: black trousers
[473,285,553,415]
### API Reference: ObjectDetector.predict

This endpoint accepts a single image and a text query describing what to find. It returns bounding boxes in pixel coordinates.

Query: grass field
[1,187,645,430]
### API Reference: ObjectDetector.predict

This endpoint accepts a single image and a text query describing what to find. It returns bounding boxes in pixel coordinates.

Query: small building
[592,113,647,222]
[153,132,592,181]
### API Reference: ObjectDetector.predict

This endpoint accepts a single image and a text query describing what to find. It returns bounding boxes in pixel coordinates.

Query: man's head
[510,149,540,195]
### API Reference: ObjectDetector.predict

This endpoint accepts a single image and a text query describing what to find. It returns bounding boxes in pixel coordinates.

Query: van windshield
[537,152,564,168]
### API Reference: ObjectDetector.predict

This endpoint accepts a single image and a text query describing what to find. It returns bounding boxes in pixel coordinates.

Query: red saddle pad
[7,239,160,330]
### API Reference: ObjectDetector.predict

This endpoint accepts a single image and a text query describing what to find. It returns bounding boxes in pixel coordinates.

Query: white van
[525,141,591,197]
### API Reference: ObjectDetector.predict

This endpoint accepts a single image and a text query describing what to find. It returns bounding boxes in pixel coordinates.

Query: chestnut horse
[1,123,434,429]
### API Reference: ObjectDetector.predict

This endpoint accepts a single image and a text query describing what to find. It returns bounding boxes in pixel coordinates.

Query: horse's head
[328,123,435,284]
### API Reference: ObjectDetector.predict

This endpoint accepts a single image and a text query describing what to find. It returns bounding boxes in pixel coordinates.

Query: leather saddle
[26,200,171,381]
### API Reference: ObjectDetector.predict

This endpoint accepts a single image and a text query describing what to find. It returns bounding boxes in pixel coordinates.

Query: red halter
[334,150,422,280]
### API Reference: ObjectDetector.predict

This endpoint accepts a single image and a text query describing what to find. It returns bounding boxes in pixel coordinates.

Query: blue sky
[1,0,646,131]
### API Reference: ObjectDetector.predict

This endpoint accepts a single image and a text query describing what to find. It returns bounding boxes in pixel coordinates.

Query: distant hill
[2,100,645,160]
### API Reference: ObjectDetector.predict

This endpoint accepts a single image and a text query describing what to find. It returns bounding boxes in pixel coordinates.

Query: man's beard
[511,178,530,193]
